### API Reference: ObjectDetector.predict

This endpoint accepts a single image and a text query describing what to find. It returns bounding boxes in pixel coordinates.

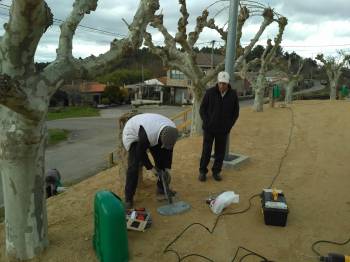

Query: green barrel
[341,85,349,97]
[93,191,128,262]
[273,85,281,98]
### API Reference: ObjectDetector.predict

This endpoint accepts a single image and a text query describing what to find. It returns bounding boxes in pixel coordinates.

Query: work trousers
[199,131,228,175]
[125,142,163,201]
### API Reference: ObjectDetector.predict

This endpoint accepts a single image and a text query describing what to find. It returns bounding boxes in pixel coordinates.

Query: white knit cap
[217,71,230,84]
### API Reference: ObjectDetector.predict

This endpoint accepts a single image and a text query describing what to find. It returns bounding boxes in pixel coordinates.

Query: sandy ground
[1,100,350,262]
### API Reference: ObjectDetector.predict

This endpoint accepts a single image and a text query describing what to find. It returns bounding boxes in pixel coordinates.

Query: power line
[0,3,127,38]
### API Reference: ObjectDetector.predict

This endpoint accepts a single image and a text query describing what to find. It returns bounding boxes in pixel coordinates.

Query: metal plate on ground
[157,201,191,216]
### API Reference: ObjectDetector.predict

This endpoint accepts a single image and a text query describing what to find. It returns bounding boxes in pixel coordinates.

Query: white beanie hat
[217,71,230,84]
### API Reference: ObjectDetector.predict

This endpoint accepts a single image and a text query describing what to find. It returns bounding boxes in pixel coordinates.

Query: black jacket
[200,84,239,134]
[135,126,173,170]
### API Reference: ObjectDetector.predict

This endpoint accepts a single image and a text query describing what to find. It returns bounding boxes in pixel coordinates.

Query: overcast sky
[0,0,349,62]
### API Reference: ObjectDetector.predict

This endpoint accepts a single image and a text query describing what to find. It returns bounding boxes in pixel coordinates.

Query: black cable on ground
[268,106,295,188]
[163,106,296,262]
[311,237,350,258]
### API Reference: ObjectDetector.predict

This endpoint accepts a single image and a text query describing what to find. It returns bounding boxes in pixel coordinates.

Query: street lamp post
[224,0,240,161]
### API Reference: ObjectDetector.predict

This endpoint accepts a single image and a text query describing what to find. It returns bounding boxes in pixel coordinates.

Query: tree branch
[0,74,43,121]
[56,0,98,60]
[0,0,53,73]
[188,10,210,47]
[43,0,160,93]
[235,8,274,69]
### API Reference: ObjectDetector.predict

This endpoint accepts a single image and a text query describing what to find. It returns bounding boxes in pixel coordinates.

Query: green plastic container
[273,85,281,98]
[340,85,349,97]
[93,191,128,262]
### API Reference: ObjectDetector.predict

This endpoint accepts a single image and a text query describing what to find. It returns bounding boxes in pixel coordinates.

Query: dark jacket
[135,126,173,170]
[200,84,239,134]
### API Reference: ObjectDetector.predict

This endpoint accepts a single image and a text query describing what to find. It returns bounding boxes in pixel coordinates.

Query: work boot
[212,172,222,181]
[198,172,207,182]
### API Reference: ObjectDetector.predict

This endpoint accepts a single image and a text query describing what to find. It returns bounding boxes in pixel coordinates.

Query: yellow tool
[272,188,278,201]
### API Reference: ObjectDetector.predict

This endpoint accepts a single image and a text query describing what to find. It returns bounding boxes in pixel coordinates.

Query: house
[61,81,106,106]
[125,77,192,106]
[166,53,252,97]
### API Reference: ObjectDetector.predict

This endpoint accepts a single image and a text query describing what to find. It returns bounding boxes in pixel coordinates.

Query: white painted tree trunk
[285,80,296,104]
[190,97,203,135]
[0,107,48,260]
[329,80,337,100]
[253,76,266,112]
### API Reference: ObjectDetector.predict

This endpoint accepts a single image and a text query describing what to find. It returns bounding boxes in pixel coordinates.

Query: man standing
[122,113,178,208]
[198,71,240,181]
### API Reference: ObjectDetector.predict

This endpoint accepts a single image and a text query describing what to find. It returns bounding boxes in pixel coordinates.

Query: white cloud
[0,0,350,61]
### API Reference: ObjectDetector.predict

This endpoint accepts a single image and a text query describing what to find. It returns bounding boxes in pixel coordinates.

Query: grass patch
[47,106,99,121]
[48,129,69,146]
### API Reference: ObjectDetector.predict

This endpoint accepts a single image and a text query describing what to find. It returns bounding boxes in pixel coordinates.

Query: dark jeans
[125,142,163,201]
[199,131,228,175]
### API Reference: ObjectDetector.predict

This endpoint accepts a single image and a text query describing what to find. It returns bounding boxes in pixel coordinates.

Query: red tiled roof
[80,82,106,93]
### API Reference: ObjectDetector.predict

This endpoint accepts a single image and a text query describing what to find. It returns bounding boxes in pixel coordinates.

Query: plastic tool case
[261,189,289,227]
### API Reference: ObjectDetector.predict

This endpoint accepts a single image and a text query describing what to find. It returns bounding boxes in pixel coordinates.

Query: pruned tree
[0,0,159,260]
[284,56,305,104]
[144,0,279,134]
[316,51,350,100]
[246,16,288,112]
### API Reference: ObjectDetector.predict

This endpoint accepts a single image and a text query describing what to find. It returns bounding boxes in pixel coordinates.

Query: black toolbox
[261,189,289,227]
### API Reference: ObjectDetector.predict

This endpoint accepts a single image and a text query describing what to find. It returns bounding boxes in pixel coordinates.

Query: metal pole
[224,0,239,161]
[211,40,215,69]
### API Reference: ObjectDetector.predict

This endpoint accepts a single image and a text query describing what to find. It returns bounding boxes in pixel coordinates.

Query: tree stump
[115,111,142,197]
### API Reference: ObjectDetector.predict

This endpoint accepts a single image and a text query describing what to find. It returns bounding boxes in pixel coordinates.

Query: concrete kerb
[223,153,250,169]
[210,152,250,169]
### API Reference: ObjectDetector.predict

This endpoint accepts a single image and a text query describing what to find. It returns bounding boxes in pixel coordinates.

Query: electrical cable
[311,237,350,258]
[163,106,296,262]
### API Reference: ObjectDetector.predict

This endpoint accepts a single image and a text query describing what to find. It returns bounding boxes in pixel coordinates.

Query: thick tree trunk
[191,97,203,135]
[329,80,337,100]
[190,82,206,136]
[0,107,48,260]
[285,80,296,104]
[253,76,266,112]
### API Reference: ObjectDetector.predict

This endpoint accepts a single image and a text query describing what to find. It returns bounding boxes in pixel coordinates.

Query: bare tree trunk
[285,80,296,104]
[253,76,266,112]
[0,108,48,260]
[190,82,206,135]
[191,97,203,135]
[329,80,337,100]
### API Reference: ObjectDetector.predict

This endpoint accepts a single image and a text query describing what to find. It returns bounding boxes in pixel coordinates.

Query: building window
[170,70,185,80]
[187,80,192,86]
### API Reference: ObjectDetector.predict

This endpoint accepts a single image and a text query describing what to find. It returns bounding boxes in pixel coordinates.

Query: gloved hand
[151,167,161,177]
[163,169,171,184]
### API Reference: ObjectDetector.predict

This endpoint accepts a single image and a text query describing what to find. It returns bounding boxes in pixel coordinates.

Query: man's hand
[151,167,161,177]
[163,169,171,184]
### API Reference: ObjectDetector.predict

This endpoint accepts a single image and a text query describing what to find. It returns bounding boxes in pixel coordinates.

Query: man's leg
[199,131,214,181]
[149,147,176,196]
[124,142,140,207]
[212,133,228,181]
